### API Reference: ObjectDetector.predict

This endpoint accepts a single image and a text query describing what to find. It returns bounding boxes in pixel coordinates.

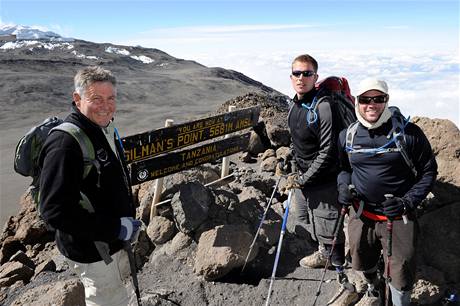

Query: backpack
[345,106,417,177]
[288,76,357,130]
[14,117,99,205]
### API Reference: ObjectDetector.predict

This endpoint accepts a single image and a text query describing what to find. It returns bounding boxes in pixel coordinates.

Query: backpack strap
[345,121,359,154]
[51,123,112,265]
[387,108,417,177]
[52,122,102,186]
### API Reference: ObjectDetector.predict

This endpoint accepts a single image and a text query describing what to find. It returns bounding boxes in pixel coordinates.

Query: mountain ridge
[0,27,284,228]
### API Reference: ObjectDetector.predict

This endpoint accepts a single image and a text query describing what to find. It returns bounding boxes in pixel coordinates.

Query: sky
[1,0,459,126]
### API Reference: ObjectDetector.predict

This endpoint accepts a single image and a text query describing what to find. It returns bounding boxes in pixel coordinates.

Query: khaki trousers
[67,249,137,306]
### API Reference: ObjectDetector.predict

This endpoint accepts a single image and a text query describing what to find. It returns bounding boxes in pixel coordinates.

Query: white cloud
[185,50,460,127]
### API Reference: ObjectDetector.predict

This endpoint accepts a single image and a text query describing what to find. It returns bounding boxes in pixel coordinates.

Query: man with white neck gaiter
[336,79,437,306]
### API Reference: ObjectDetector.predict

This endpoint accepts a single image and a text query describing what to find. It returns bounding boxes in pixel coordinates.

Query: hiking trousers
[348,209,418,291]
[67,249,137,306]
[289,180,345,246]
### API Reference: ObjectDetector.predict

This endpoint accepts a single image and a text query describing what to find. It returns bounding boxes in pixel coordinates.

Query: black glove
[277,160,289,175]
[382,197,409,218]
[337,184,353,207]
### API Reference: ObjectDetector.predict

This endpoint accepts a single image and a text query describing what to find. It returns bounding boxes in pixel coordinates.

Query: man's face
[357,90,388,123]
[74,81,116,127]
[290,60,318,98]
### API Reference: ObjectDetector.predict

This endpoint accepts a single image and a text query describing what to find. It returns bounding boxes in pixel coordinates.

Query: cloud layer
[191,50,459,127]
[121,24,459,127]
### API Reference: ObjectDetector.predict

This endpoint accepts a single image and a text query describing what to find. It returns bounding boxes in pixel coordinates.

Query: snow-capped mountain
[0,24,73,41]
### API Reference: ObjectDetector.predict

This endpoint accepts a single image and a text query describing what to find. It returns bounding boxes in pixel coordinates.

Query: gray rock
[171,182,214,234]
[265,121,290,147]
[247,130,265,155]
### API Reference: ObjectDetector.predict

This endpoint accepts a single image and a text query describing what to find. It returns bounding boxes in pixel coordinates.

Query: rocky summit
[1,92,459,306]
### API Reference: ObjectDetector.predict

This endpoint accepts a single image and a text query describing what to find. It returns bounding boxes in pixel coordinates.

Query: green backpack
[14,117,100,204]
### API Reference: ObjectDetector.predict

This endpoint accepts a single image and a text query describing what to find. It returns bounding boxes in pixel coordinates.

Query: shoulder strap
[387,108,417,177]
[345,121,359,152]
[287,98,295,128]
[51,122,100,180]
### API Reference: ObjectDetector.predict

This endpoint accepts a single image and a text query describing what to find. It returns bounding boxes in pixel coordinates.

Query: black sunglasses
[358,95,389,104]
[292,70,316,78]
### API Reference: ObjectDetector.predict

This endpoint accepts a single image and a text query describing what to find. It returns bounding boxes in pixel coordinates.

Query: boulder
[147,216,176,245]
[194,224,255,280]
[0,261,34,287]
[171,182,214,234]
[9,277,85,306]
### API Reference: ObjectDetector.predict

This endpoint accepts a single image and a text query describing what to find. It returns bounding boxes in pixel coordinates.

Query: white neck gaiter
[355,103,392,130]
[102,121,117,154]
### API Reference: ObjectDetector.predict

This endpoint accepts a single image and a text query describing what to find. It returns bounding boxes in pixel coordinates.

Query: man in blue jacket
[40,66,141,306]
[337,78,437,306]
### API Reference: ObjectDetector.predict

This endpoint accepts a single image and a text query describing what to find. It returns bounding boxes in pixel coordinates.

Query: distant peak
[0,24,73,41]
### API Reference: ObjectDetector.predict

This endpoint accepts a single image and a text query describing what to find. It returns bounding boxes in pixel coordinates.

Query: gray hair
[74,66,117,97]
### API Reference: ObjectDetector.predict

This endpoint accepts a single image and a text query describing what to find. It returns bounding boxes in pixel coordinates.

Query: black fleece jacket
[337,119,437,216]
[39,105,135,263]
[288,89,341,186]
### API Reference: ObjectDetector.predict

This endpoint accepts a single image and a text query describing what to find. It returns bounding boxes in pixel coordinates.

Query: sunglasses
[292,70,316,78]
[358,95,389,104]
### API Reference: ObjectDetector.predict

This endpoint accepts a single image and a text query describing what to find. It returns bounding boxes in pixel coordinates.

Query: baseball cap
[356,78,388,96]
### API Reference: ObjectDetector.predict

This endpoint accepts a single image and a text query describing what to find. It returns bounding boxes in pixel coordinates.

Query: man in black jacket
[337,78,437,306]
[285,54,357,305]
[40,66,141,306]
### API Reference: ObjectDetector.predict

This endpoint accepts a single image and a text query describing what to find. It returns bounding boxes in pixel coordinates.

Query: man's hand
[118,217,142,241]
[285,174,301,190]
[382,197,408,218]
[276,160,289,176]
[337,184,353,207]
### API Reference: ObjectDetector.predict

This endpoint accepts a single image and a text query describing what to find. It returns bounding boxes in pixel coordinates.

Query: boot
[299,250,327,268]
[355,284,381,306]
[328,271,359,306]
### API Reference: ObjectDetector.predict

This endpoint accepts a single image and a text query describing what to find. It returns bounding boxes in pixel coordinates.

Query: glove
[118,217,142,241]
[277,160,289,175]
[285,174,301,190]
[337,184,353,207]
[382,197,409,218]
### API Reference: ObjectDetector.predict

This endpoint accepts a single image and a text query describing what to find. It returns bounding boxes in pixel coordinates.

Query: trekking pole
[123,241,142,306]
[265,189,293,306]
[311,206,349,306]
[384,194,394,306]
[241,175,282,274]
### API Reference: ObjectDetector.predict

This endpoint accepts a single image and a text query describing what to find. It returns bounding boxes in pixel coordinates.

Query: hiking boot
[299,250,327,268]
[327,284,359,306]
[355,287,381,306]
[354,295,381,306]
